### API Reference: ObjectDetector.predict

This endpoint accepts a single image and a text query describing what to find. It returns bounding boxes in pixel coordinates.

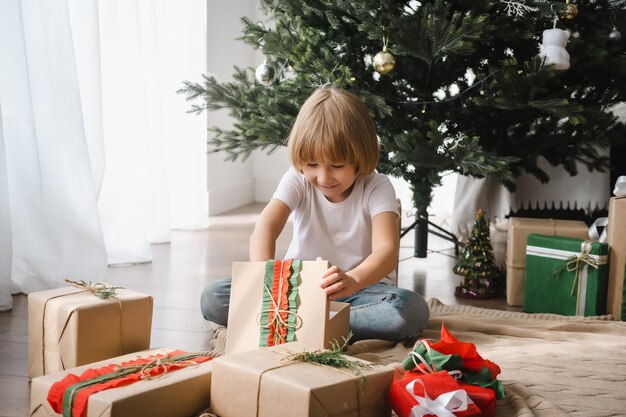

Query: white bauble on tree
[255,59,275,86]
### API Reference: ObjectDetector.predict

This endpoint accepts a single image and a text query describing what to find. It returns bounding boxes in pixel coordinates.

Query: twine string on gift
[257,283,302,344]
[112,351,212,380]
[41,289,87,375]
[52,350,214,417]
[40,285,126,374]
[64,278,122,300]
[564,241,599,297]
[255,343,373,417]
[257,260,302,346]
[63,278,127,354]
[281,333,375,391]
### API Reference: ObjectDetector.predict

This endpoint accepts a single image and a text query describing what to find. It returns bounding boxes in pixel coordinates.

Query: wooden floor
[0,203,517,417]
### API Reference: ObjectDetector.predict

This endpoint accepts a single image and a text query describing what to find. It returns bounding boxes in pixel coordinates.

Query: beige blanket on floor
[346,299,626,417]
[210,299,626,416]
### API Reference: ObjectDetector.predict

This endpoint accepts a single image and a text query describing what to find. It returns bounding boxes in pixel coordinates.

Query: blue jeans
[200,278,429,343]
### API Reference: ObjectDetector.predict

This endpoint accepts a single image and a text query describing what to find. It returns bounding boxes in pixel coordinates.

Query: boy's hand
[319,264,358,300]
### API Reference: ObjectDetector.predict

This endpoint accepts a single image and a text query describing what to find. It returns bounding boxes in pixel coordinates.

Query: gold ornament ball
[563,3,578,20]
[373,48,395,75]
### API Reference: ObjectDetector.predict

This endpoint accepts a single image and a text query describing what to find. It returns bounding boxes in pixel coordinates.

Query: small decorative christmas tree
[453,209,504,299]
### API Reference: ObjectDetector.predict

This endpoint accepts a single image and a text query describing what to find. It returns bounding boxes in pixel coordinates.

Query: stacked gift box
[505,217,590,307]
[28,260,374,417]
[30,349,213,417]
[505,177,626,319]
[27,258,510,416]
[606,183,626,320]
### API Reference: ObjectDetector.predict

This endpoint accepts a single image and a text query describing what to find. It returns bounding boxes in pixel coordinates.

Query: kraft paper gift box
[30,348,213,417]
[506,217,589,306]
[210,342,394,417]
[607,196,626,320]
[225,260,350,355]
[523,234,608,316]
[28,285,153,378]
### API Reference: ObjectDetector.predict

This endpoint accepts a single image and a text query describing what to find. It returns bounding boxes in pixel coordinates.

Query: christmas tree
[453,209,504,299]
[181,0,626,232]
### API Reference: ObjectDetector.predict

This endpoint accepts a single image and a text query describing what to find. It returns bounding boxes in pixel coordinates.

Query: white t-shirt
[272,167,399,285]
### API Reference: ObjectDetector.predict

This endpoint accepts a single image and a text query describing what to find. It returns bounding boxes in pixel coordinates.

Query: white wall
[206,1,291,214]
[206,3,256,215]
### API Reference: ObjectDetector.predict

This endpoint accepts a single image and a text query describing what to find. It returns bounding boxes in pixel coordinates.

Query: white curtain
[96,0,208,265]
[0,105,16,311]
[0,0,208,302]
[0,0,108,297]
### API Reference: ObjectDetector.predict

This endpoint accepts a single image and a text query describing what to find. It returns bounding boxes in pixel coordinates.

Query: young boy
[201,87,429,342]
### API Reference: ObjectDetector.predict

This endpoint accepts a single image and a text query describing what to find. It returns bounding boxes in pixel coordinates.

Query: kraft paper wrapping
[226,260,350,355]
[210,342,394,417]
[607,197,626,320]
[28,286,153,378]
[506,218,589,306]
[30,348,213,417]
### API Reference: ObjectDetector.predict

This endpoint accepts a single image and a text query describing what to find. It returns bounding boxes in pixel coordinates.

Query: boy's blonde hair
[287,87,379,177]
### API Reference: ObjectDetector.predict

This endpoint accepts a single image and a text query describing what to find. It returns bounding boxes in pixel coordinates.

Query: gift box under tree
[523,234,608,316]
[505,217,590,307]
[606,187,626,320]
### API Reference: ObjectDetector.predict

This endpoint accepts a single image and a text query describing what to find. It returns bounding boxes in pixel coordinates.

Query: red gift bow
[425,324,501,379]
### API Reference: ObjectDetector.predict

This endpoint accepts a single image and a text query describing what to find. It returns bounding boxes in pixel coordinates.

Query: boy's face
[301,160,358,203]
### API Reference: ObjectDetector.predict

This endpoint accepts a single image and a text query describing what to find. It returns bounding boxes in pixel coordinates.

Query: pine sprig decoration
[284,332,376,389]
[64,278,122,300]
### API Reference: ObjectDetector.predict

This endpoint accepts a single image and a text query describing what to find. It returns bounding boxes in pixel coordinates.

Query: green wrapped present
[523,234,608,316]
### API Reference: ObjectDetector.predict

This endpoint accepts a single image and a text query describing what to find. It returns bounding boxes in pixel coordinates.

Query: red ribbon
[47,350,212,417]
[267,259,293,346]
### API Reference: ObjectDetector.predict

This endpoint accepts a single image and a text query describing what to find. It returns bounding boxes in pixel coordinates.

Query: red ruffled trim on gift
[278,259,292,343]
[267,259,293,346]
[47,350,212,417]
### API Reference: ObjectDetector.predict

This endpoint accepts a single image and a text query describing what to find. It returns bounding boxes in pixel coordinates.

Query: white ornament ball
[255,60,275,86]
